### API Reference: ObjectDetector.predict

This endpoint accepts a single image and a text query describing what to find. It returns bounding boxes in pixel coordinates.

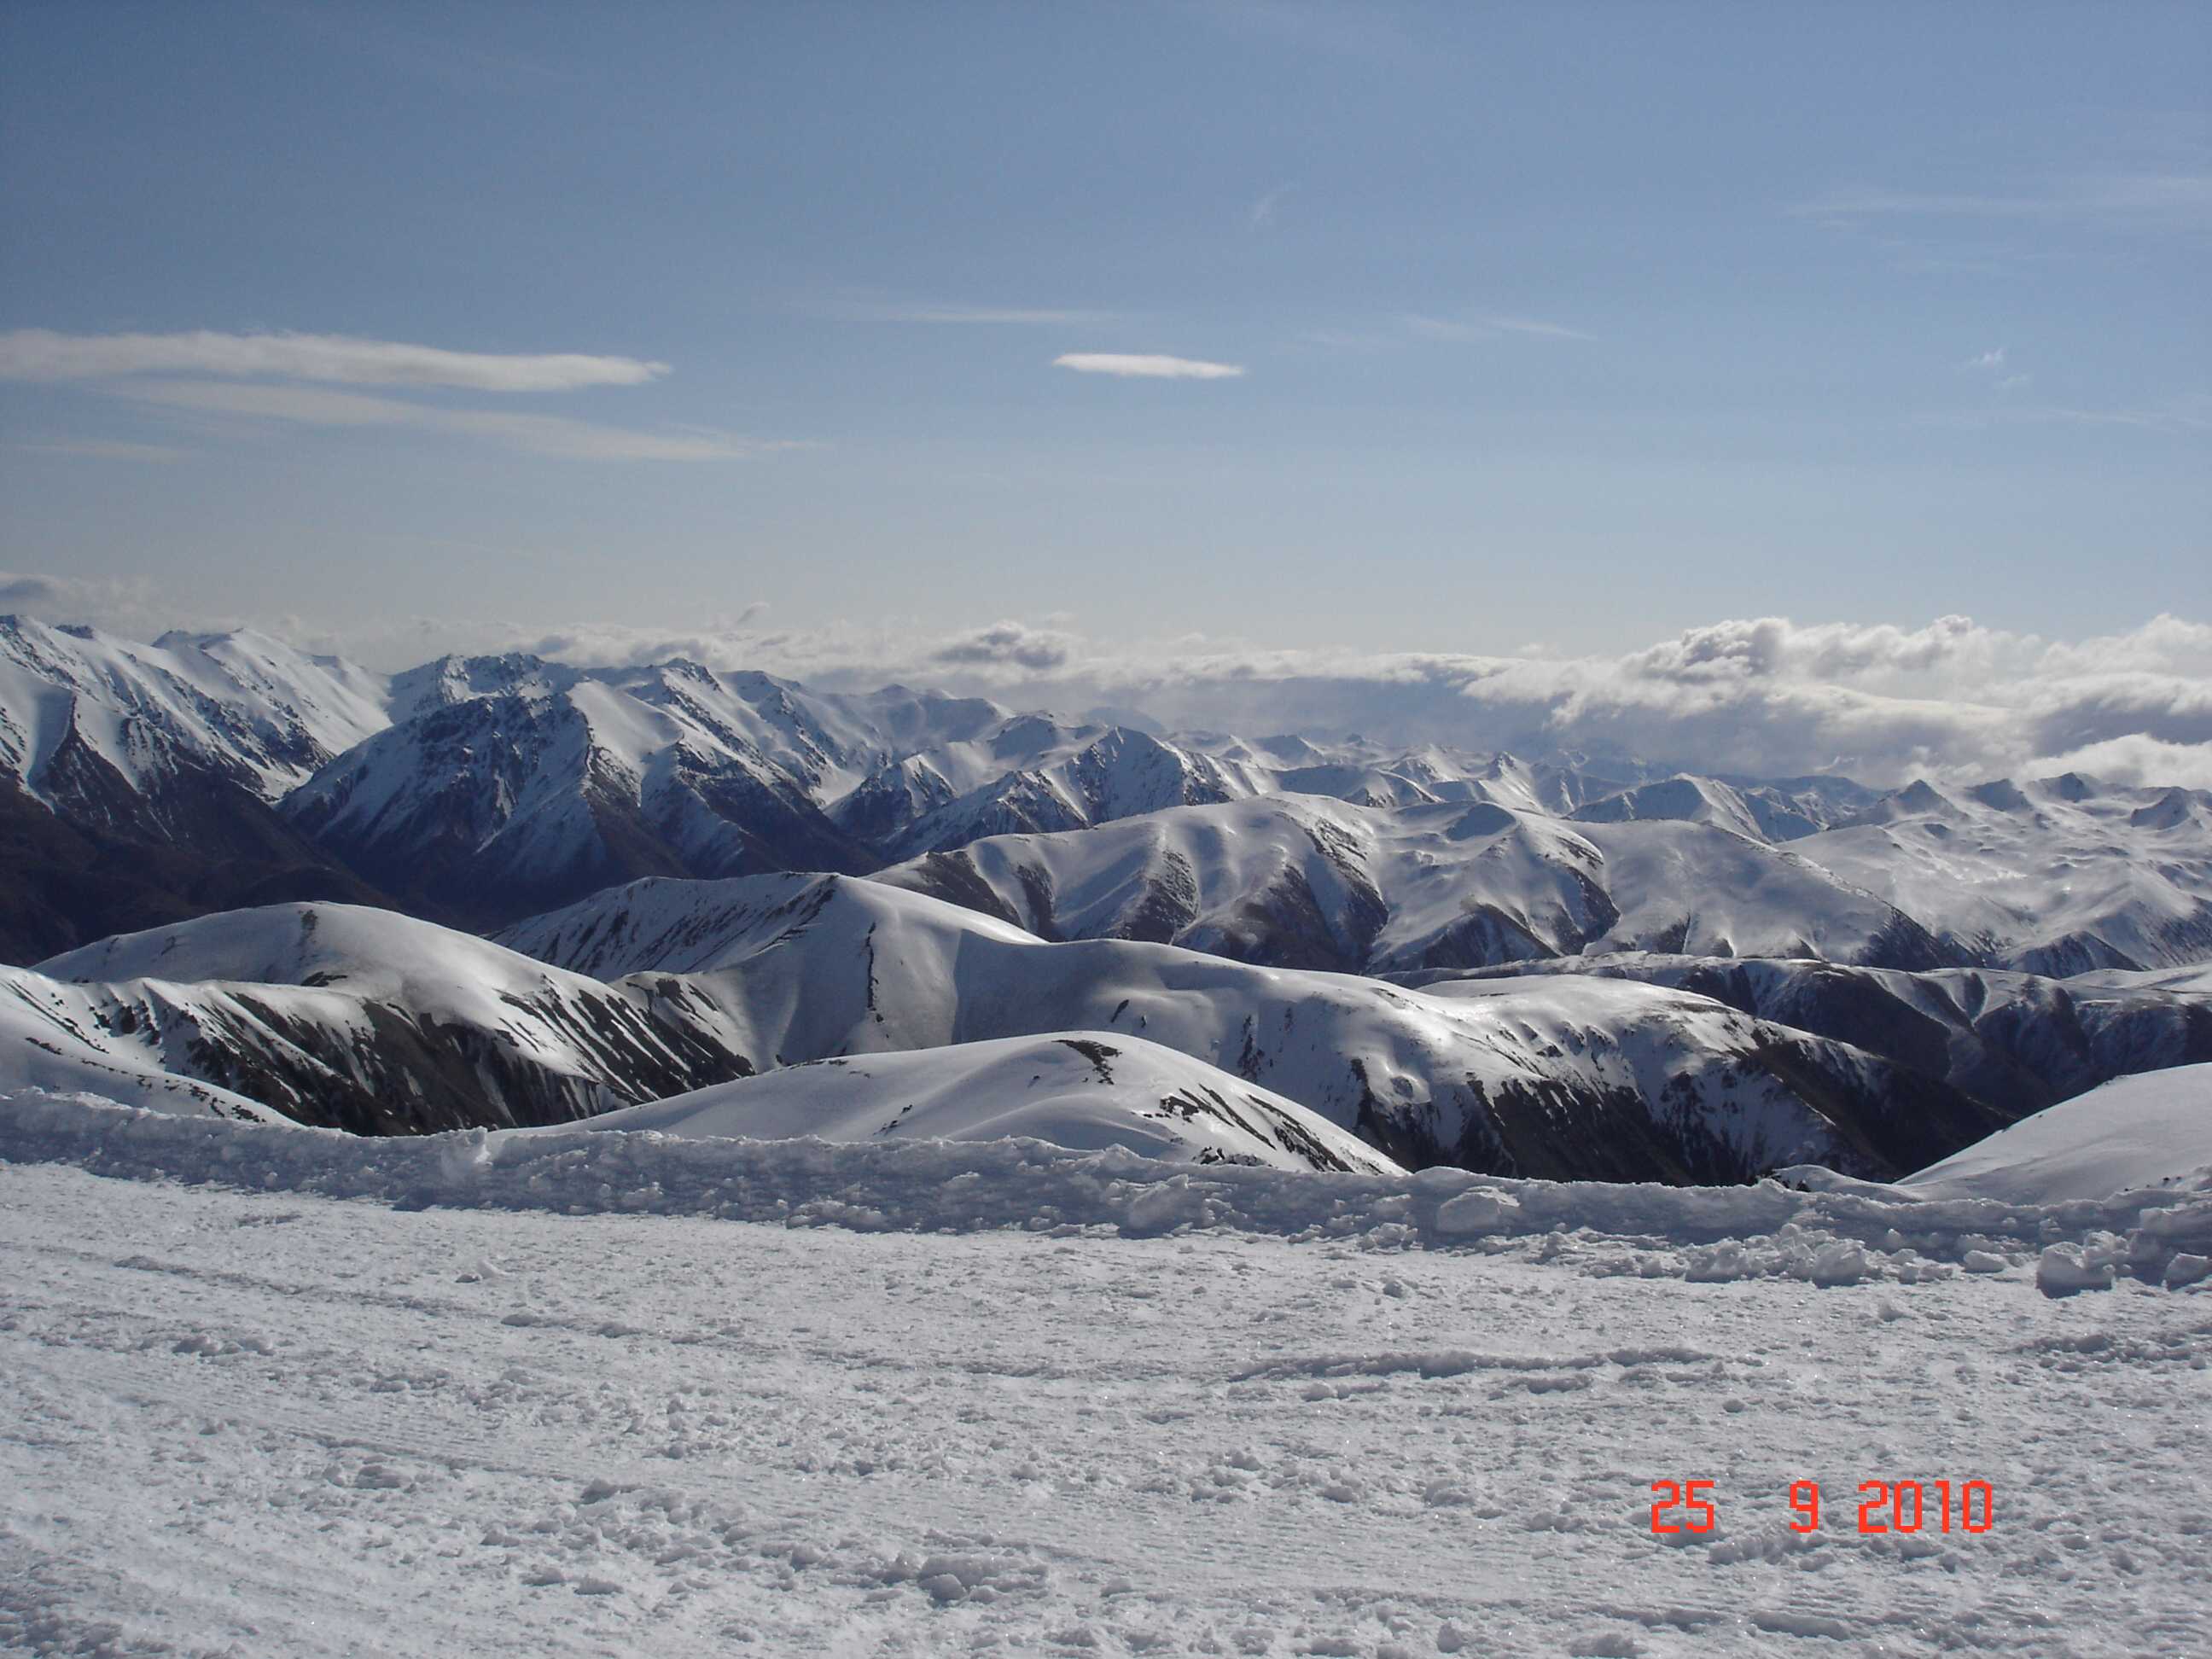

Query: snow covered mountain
[556,1033,1404,1174]
[877,774,2212,979]
[0,614,388,812]
[1423,952,2212,1119]
[0,970,294,1123]
[0,615,399,960]
[874,794,1955,974]
[15,861,2204,1185]
[496,872,2009,1181]
[882,725,1266,858]
[1789,774,2212,974]
[9,617,2211,1003]
[1571,774,1793,841]
[26,903,748,1132]
[280,678,876,923]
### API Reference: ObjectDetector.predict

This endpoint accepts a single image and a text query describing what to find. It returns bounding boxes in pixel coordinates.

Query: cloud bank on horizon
[6,569,2207,793]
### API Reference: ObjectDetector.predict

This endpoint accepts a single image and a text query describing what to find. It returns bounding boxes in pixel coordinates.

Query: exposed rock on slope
[1417,952,2212,1120]
[28,905,749,1133]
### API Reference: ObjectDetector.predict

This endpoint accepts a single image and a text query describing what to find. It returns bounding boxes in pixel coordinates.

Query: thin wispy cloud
[1246,182,1296,230]
[3,328,787,462]
[118,380,788,462]
[1295,329,1393,351]
[10,437,187,462]
[1967,347,2007,370]
[0,329,667,392]
[1406,313,1596,343]
[1053,353,1246,380]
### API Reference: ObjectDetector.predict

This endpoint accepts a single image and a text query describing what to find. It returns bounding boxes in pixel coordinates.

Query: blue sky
[1,1,2205,668]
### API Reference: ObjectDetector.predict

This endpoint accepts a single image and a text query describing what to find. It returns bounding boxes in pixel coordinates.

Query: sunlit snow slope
[1905,1062,2212,1202]
[561,1032,1403,1174]
[498,873,2009,1180]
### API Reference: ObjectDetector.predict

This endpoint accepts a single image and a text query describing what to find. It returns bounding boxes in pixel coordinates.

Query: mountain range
[9,614,2208,977]
[6,613,2209,1185]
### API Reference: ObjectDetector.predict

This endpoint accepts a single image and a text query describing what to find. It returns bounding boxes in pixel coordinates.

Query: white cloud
[1,327,780,462]
[1968,348,2006,370]
[1053,353,1246,381]
[0,569,172,636]
[2034,734,2212,792]
[0,329,667,392]
[118,380,784,462]
[491,612,2212,791]
[931,620,1076,671]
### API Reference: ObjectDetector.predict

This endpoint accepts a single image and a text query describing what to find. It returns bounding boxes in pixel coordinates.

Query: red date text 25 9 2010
[1649,1480,1994,1534]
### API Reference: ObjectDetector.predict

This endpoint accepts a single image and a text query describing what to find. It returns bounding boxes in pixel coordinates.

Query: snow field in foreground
[2,1157,2208,1657]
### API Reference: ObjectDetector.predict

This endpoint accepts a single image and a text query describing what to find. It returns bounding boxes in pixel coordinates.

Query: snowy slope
[32,904,748,1132]
[0,971,294,1122]
[883,726,1267,857]
[1570,773,1774,841]
[1428,952,2212,1117]
[281,681,872,923]
[2074,963,2212,998]
[1904,1062,2212,1202]
[876,794,1950,974]
[1796,774,2212,974]
[492,869,1044,975]
[498,873,2009,1180]
[0,614,388,806]
[562,1032,1403,1173]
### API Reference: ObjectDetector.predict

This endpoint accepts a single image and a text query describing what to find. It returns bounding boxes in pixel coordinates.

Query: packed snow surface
[3,1092,2208,1656]
[1906,1062,2212,1203]
[558,1033,1404,1174]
